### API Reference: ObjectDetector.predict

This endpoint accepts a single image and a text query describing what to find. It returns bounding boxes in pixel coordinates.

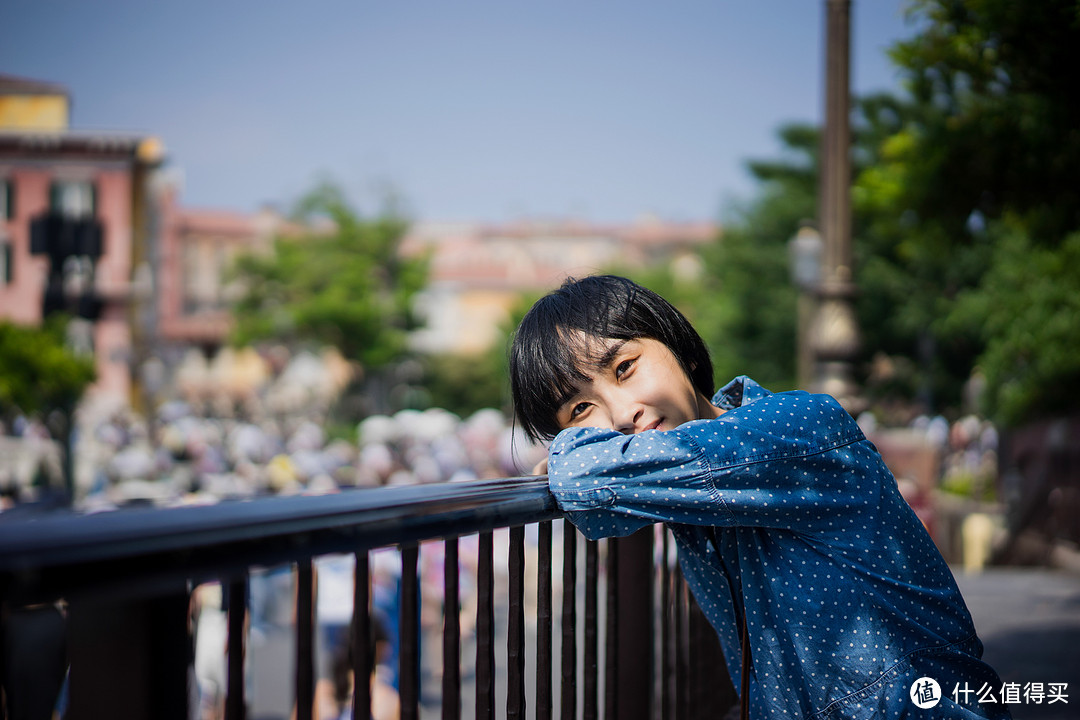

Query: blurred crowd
[77,400,542,512]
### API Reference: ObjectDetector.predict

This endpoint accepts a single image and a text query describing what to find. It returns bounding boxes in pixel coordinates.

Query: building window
[50,180,96,219]
[0,235,11,285]
[0,179,13,220]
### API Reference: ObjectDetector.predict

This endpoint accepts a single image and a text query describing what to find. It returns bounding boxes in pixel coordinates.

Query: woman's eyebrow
[556,389,579,411]
[595,339,629,369]
[554,339,629,414]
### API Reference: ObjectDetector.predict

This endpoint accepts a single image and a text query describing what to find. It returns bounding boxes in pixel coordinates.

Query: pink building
[401,218,719,354]
[156,193,296,349]
[0,74,165,410]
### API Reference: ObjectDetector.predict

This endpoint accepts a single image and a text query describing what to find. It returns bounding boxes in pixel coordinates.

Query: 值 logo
[910,677,942,709]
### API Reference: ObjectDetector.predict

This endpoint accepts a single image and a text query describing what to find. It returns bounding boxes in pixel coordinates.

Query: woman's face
[556,336,722,435]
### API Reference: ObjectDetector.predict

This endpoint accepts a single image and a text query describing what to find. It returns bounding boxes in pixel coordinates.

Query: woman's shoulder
[711,376,862,438]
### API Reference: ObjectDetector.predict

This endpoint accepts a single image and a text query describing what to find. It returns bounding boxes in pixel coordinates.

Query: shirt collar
[712,375,771,410]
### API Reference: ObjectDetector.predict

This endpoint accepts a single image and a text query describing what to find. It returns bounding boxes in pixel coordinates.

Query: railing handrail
[0,476,559,606]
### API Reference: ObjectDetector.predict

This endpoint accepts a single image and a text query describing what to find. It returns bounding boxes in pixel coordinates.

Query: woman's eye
[570,402,590,419]
[615,358,635,379]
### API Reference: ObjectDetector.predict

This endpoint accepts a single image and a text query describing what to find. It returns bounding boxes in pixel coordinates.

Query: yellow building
[0,74,70,131]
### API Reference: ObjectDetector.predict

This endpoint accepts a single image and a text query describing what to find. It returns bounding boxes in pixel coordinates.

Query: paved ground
[953,566,1080,720]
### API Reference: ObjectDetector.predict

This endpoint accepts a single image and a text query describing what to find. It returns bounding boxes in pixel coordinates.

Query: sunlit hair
[510,275,714,442]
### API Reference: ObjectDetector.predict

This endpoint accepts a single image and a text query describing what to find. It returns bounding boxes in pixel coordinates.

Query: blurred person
[314,613,398,720]
[191,582,228,720]
[316,554,355,688]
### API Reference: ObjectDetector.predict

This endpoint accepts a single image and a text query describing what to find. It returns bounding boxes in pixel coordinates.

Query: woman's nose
[613,403,644,435]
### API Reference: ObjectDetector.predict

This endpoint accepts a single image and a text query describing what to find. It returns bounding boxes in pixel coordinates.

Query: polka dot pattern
[549,376,1010,719]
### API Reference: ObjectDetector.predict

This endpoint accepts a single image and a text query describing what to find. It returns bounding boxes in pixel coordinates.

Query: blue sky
[2,1,918,223]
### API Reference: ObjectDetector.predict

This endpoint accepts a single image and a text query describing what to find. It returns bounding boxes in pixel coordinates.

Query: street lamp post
[789,223,822,390]
[811,0,863,412]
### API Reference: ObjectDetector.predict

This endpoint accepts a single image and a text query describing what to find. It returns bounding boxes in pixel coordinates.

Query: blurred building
[1,73,720,415]
[156,195,296,351]
[155,213,719,360]
[0,75,300,414]
[401,218,718,354]
[0,74,165,411]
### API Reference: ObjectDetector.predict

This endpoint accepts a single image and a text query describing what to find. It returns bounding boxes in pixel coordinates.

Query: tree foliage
[421,290,545,418]
[660,102,899,396]
[945,225,1080,425]
[855,0,1080,423]
[229,182,428,371]
[693,122,820,391]
[0,316,96,424]
[701,0,1080,422]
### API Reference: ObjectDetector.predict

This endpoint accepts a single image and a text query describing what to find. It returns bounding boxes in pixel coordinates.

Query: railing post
[611,528,654,720]
[605,538,618,720]
[561,524,577,720]
[507,525,527,719]
[66,584,190,720]
[537,520,554,720]
[688,594,736,716]
[296,559,315,720]
[226,576,247,720]
[442,537,461,720]
[353,552,372,720]
[477,531,496,719]
[674,565,688,720]
[400,544,421,720]
[584,539,598,720]
[660,530,672,720]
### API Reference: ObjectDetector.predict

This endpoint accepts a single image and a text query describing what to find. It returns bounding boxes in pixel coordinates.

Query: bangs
[511,314,617,442]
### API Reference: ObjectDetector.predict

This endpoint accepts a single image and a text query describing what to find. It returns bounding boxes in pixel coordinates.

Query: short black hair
[510,275,714,442]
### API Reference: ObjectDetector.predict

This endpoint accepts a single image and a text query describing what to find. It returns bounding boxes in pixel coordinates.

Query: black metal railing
[0,477,735,719]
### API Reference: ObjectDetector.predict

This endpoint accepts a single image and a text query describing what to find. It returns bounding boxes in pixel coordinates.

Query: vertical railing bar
[400,544,421,720]
[561,523,578,720]
[296,559,315,720]
[443,536,461,720]
[226,575,247,720]
[507,525,527,719]
[660,530,671,720]
[537,520,554,720]
[477,531,496,719]
[353,552,372,720]
[604,538,618,720]
[583,539,599,720]
[674,565,688,720]
[688,594,700,718]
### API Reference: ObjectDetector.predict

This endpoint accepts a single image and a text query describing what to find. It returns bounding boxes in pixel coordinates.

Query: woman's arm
[548,390,874,540]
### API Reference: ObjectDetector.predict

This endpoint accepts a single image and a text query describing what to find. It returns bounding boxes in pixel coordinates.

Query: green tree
[681,104,902,394]
[229,182,428,372]
[0,316,96,499]
[694,123,820,390]
[0,316,95,426]
[420,290,543,418]
[420,347,510,418]
[856,0,1080,423]
[945,225,1080,425]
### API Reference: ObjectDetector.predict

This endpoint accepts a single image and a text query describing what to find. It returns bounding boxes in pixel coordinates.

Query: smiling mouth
[644,419,663,432]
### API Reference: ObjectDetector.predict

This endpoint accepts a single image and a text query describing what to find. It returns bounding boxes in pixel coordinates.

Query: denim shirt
[548,377,1009,719]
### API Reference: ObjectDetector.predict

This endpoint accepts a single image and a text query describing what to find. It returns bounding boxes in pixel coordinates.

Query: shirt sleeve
[547,390,875,540]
